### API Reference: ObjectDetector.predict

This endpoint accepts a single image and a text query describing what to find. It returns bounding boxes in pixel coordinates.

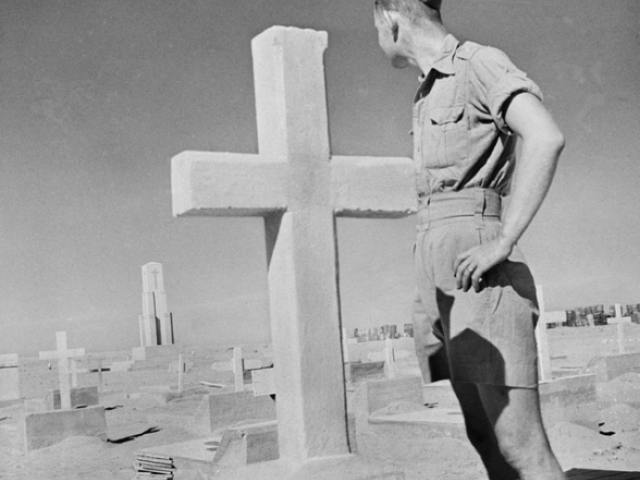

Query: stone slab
[23,405,107,452]
[584,352,640,383]
[196,391,277,434]
[137,435,223,471]
[47,385,99,410]
[366,376,423,414]
[539,374,598,430]
[211,454,405,480]
[0,354,20,402]
[423,380,460,408]
[251,368,276,397]
[213,421,279,467]
[24,398,48,414]
[0,423,22,453]
[347,338,415,364]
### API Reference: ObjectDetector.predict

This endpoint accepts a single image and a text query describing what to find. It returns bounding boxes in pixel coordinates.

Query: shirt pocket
[422,104,468,169]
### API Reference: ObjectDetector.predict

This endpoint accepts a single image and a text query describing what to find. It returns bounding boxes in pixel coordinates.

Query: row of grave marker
[535,286,633,383]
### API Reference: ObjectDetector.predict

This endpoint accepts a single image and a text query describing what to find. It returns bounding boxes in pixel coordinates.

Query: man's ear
[381,9,399,34]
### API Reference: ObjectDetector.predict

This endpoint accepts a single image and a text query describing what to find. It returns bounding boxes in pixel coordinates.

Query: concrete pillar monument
[138,262,174,346]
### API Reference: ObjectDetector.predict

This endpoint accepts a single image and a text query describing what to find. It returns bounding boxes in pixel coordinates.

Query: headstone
[139,262,174,346]
[39,332,85,410]
[171,25,415,472]
[0,354,20,402]
[195,392,277,434]
[47,385,99,410]
[365,376,423,415]
[23,405,107,453]
[251,368,276,397]
[213,421,279,467]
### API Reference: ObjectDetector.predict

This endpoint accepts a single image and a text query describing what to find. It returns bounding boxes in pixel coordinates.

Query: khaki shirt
[412,34,543,201]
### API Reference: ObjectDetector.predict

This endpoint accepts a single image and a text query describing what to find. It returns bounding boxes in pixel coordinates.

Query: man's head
[373,0,444,68]
[374,0,442,25]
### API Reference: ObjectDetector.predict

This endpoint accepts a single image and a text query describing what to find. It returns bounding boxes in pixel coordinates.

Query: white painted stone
[170,26,417,464]
[0,354,20,402]
[39,332,85,410]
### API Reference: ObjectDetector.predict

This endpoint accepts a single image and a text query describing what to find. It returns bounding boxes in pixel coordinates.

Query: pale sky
[1,1,639,355]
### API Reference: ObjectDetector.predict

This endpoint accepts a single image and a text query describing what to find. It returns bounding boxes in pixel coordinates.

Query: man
[373,1,566,479]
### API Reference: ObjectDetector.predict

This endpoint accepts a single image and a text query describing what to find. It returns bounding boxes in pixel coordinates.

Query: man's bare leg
[451,382,519,480]
[477,384,565,480]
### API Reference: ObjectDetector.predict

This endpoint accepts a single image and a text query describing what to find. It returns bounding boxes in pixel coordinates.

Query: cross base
[212,454,404,480]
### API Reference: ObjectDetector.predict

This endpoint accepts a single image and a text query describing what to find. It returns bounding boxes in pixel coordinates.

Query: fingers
[455,251,484,292]
[455,260,476,291]
[470,269,484,292]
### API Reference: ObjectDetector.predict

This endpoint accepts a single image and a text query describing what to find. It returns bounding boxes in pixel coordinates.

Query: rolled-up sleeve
[469,47,543,134]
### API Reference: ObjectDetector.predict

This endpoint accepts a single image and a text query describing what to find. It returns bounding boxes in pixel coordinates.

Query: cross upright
[172,26,416,466]
[151,269,159,289]
[39,331,85,410]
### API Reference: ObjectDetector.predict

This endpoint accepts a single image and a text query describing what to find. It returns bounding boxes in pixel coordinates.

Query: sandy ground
[2,328,640,479]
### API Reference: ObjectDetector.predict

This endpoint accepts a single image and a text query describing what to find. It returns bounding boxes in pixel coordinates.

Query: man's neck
[403,26,448,75]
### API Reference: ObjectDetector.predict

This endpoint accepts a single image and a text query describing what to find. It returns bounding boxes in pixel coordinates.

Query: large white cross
[39,331,85,410]
[171,26,416,463]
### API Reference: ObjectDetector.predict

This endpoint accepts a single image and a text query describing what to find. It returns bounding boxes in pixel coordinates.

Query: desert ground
[2,324,640,479]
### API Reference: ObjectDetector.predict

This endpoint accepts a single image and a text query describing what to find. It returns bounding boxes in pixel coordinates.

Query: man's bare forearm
[498,136,564,251]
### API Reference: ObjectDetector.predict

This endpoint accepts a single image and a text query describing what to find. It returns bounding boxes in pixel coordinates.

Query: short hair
[374,0,442,25]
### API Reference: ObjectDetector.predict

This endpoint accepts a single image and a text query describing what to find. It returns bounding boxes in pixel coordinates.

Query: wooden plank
[565,469,640,479]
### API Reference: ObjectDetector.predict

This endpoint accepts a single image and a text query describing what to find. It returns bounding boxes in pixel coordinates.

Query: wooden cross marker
[177,354,185,393]
[171,26,416,463]
[232,347,245,392]
[39,332,85,410]
[535,285,553,383]
[384,338,396,380]
[70,360,78,388]
[608,303,631,354]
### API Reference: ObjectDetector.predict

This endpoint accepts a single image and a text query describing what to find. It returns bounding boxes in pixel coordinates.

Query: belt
[417,189,502,231]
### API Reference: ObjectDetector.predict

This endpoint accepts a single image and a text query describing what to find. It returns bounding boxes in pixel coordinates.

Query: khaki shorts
[414,189,539,388]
